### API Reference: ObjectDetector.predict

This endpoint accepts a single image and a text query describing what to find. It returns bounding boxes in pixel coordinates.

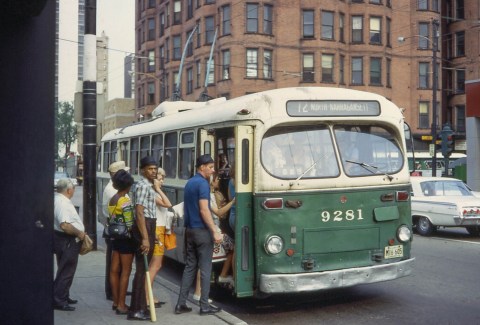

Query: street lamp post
[398,18,440,176]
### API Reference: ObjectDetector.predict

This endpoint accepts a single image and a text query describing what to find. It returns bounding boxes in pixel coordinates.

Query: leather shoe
[127,311,150,321]
[174,304,192,314]
[200,304,221,316]
[67,298,78,304]
[54,304,75,311]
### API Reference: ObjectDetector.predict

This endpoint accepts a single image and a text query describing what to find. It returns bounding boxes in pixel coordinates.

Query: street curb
[96,242,248,325]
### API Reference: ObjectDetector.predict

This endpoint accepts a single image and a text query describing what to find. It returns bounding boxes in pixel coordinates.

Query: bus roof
[102,87,403,141]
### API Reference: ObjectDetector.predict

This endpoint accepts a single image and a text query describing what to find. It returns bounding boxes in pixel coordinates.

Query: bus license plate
[384,245,403,259]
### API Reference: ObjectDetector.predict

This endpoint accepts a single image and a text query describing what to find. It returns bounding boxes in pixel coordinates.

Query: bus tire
[466,226,480,236]
[416,216,434,236]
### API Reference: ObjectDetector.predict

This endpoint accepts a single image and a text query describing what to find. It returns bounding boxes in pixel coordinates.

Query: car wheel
[416,217,434,236]
[466,226,480,236]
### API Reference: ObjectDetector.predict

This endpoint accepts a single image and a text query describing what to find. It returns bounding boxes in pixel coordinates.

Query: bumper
[259,258,414,294]
[453,216,480,226]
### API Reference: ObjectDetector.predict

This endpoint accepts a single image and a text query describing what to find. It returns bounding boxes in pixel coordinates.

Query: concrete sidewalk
[54,248,246,325]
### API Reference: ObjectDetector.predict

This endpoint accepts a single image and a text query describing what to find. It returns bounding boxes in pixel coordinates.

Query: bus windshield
[261,124,403,179]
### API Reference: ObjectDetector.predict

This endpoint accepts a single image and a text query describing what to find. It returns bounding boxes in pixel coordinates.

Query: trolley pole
[83,0,97,249]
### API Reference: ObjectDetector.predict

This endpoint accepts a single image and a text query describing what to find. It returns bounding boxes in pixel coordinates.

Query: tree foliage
[55,101,77,160]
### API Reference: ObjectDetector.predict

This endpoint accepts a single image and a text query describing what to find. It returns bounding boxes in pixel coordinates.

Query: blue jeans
[177,228,213,309]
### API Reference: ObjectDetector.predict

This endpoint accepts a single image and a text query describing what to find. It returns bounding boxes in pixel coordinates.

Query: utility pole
[431,19,439,177]
[83,0,97,248]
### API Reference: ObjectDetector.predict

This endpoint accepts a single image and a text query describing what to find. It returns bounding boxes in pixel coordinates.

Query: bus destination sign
[286,100,380,117]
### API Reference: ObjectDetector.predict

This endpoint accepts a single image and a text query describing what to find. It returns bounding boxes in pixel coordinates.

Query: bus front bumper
[259,258,414,294]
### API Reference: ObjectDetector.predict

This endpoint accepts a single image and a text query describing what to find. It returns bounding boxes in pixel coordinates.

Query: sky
[57,0,135,102]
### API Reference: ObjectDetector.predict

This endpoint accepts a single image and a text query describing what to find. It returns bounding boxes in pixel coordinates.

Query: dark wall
[0,0,55,324]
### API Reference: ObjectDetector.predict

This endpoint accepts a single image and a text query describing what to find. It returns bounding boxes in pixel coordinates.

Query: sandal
[111,304,117,311]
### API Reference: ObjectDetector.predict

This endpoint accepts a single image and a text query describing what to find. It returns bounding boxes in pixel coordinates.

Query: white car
[54,171,78,188]
[410,176,480,236]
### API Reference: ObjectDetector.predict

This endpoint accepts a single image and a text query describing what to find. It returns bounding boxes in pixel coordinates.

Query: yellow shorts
[153,226,166,256]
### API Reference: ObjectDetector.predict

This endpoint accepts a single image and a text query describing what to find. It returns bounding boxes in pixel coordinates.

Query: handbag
[104,220,131,239]
[80,234,93,255]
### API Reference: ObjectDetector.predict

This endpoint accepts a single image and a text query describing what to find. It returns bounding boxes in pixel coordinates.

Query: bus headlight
[397,225,412,242]
[265,235,284,255]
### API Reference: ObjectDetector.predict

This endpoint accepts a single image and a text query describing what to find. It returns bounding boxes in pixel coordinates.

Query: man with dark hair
[53,178,86,311]
[128,156,158,321]
[175,154,223,316]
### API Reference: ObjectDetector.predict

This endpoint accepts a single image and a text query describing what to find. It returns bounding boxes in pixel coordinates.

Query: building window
[148,82,155,105]
[264,4,273,35]
[186,30,193,57]
[321,11,334,40]
[339,55,345,84]
[339,13,345,42]
[263,49,272,79]
[432,0,440,12]
[418,0,428,10]
[148,0,155,8]
[187,0,193,19]
[456,69,465,93]
[455,105,465,132]
[369,17,381,44]
[148,18,155,41]
[418,22,429,49]
[205,0,215,4]
[206,58,215,84]
[456,0,464,20]
[165,72,169,97]
[418,102,429,129]
[165,37,170,63]
[351,57,363,85]
[222,5,231,36]
[196,20,201,48]
[148,50,155,72]
[159,46,164,70]
[386,58,391,87]
[187,68,193,94]
[321,54,334,82]
[196,60,201,87]
[455,31,465,56]
[352,16,363,43]
[246,4,259,33]
[173,0,182,25]
[419,62,429,89]
[173,35,181,60]
[205,16,215,44]
[370,57,381,85]
[246,49,258,78]
[159,13,165,37]
[386,18,391,47]
[222,50,230,80]
[302,53,314,82]
[165,3,170,27]
[303,10,314,38]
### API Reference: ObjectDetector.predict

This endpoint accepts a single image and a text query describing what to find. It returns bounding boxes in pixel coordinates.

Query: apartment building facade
[134,0,479,150]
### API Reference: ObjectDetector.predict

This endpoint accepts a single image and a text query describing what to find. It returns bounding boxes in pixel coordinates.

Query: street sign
[429,144,435,157]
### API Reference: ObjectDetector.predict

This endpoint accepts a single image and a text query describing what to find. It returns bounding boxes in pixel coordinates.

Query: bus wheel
[466,226,480,236]
[416,217,434,236]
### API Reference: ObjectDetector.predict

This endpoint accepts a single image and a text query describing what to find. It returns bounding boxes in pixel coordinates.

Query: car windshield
[260,124,404,179]
[419,180,474,197]
[55,172,67,178]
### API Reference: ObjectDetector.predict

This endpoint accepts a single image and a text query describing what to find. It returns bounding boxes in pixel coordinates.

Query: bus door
[199,128,215,156]
[233,125,254,297]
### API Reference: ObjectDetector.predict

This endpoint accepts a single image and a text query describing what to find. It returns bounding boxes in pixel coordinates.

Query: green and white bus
[98,87,414,298]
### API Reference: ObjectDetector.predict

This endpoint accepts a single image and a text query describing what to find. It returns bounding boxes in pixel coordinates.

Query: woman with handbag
[107,170,135,315]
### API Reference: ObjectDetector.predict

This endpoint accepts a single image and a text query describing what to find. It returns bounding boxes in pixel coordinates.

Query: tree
[55,101,77,163]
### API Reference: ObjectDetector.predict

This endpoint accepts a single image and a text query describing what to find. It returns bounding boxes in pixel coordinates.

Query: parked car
[54,171,78,188]
[410,176,480,236]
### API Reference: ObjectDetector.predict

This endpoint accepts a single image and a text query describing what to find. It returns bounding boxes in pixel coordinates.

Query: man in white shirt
[53,178,86,311]
[100,161,129,301]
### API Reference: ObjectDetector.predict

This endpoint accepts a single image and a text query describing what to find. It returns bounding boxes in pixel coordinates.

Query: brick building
[134,0,479,150]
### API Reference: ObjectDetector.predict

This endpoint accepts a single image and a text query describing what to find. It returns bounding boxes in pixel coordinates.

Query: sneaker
[192,294,212,303]
[218,276,234,285]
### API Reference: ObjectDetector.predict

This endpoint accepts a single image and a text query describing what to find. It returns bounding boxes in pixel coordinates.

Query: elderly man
[100,161,130,301]
[175,154,223,316]
[53,178,86,311]
[128,156,158,321]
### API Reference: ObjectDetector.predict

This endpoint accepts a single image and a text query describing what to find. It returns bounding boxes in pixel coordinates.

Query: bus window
[164,132,178,178]
[130,138,139,175]
[335,125,403,177]
[111,141,118,163]
[140,136,151,160]
[261,125,339,179]
[179,131,195,179]
[152,134,163,167]
[102,142,110,172]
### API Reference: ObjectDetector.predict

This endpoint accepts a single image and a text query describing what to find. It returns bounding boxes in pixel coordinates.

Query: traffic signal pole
[82,0,97,249]
[431,19,439,177]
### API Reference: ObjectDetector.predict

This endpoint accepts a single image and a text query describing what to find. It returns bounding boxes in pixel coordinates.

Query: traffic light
[441,124,454,158]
